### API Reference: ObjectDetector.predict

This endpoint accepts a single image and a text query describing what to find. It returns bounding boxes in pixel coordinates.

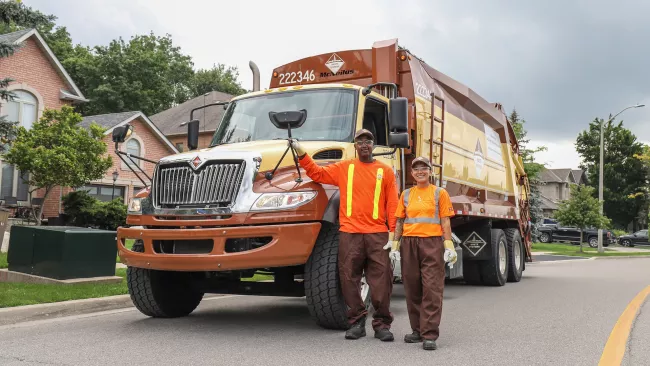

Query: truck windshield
[210,89,356,146]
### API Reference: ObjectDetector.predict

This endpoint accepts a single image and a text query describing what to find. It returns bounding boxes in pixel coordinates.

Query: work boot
[423,339,437,350]
[345,319,366,340]
[404,331,422,343]
[374,328,394,342]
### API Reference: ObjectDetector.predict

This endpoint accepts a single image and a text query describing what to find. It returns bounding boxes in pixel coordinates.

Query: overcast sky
[24,0,650,169]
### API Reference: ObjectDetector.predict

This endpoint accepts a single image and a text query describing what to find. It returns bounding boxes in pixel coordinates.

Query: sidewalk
[607,246,650,253]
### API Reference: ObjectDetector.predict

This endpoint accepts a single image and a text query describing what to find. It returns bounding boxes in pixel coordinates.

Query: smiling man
[289,129,399,342]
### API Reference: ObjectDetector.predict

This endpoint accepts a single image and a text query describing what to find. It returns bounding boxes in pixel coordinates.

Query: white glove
[288,139,306,157]
[383,232,396,250]
[389,250,400,262]
[443,239,457,267]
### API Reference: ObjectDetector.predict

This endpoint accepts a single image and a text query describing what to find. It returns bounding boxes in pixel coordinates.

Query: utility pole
[597,104,645,253]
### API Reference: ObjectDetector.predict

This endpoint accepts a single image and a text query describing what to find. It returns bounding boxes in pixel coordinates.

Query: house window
[78,184,125,202]
[0,162,29,202]
[125,139,141,168]
[5,90,38,130]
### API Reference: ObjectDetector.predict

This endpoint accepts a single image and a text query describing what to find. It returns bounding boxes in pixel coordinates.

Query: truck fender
[322,190,339,224]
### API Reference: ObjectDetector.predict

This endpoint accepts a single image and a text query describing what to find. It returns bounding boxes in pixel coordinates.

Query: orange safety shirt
[299,154,398,234]
[395,185,455,237]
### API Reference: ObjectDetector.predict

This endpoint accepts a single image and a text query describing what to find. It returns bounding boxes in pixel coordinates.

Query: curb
[0,295,135,327]
[0,293,228,327]
[593,255,650,260]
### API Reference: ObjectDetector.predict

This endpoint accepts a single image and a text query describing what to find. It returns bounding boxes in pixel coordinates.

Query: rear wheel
[588,237,598,248]
[505,229,524,283]
[126,241,204,318]
[304,222,370,330]
[539,232,551,243]
[478,229,508,286]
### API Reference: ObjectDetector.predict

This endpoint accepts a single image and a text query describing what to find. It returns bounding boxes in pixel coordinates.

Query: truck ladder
[518,175,534,262]
[429,93,446,187]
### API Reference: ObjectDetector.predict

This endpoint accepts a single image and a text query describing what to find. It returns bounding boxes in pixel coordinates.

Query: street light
[112,170,119,200]
[597,103,645,253]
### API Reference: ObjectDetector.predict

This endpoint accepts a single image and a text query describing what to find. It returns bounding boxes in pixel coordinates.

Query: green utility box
[7,225,117,280]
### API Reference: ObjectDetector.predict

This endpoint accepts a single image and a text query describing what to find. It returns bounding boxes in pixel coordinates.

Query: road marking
[598,285,650,366]
[0,295,240,331]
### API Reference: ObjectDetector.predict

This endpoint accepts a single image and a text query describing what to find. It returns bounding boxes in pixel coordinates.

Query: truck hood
[163,140,354,172]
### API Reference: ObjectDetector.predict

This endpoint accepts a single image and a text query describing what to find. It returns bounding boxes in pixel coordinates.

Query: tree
[73,33,195,116]
[0,0,56,151]
[2,106,112,224]
[554,185,611,252]
[575,118,649,230]
[509,109,546,225]
[190,63,248,97]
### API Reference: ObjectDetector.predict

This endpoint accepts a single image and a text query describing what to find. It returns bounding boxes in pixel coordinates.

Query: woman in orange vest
[392,156,456,350]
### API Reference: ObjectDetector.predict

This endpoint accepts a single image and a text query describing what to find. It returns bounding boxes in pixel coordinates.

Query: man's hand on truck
[288,139,306,158]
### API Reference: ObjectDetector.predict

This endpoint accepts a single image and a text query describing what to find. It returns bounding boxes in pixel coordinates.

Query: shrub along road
[0,256,648,365]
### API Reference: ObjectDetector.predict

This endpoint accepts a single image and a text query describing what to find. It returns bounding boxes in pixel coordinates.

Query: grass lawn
[0,252,7,269]
[0,269,128,308]
[116,239,135,263]
[531,243,650,257]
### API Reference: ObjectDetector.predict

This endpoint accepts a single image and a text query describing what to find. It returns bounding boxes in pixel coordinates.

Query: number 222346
[278,70,315,85]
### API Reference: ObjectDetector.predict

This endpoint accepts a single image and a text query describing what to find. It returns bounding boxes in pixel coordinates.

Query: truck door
[359,93,402,191]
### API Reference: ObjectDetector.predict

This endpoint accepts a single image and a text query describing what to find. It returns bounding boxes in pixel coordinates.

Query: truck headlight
[252,192,316,211]
[128,198,142,214]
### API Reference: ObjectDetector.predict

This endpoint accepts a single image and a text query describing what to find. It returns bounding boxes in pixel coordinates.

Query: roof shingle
[79,111,140,130]
[0,28,32,44]
[150,90,234,136]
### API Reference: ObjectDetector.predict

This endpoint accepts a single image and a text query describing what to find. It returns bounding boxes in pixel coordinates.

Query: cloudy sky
[25,0,650,169]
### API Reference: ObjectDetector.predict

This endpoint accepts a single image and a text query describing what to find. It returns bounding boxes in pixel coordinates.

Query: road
[0,256,649,366]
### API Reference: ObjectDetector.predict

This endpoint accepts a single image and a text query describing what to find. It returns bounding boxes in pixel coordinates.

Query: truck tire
[505,228,524,283]
[126,241,204,318]
[462,260,483,285]
[304,222,370,330]
[479,229,508,286]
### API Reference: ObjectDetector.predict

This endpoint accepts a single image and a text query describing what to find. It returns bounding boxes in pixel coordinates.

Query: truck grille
[153,160,246,207]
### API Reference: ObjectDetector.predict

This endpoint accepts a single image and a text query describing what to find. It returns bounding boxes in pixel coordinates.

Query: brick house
[78,112,178,205]
[0,28,88,218]
[150,90,233,151]
[0,28,178,220]
[535,168,587,218]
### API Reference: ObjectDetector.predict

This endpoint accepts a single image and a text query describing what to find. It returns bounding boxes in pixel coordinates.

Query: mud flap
[455,221,494,261]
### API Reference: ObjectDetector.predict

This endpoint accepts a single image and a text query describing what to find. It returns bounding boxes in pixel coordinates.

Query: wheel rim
[589,238,597,248]
[540,233,549,242]
[623,240,630,247]
[499,239,507,275]
[515,240,522,272]
[360,273,370,302]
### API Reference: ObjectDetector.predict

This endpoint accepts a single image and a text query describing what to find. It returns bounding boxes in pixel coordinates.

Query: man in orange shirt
[393,156,456,351]
[290,129,399,342]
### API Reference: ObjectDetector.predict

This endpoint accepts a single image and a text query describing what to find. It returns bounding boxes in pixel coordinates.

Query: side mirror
[112,124,133,143]
[388,132,409,148]
[388,97,408,132]
[187,119,200,151]
[269,110,307,130]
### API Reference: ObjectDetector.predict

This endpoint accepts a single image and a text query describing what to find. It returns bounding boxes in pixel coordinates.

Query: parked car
[617,230,649,247]
[540,218,559,230]
[537,225,613,247]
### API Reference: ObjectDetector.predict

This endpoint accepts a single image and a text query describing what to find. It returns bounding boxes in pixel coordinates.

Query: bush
[62,190,126,230]
[612,229,628,237]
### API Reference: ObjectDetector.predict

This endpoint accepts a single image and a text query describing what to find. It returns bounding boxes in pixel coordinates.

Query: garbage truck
[114,38,532,330]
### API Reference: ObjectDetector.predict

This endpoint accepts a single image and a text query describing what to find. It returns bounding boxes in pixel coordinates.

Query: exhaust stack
[249,61,260,92]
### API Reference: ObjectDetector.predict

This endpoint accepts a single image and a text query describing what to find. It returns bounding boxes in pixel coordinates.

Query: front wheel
[304,222,370,330]
[126,241,204,318]
[621,239,632,247]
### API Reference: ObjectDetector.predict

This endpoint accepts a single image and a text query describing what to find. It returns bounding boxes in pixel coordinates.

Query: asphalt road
[0,256,649,366]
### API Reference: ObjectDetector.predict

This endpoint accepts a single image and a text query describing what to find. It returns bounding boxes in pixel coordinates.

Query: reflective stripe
[403,186,442,224]
[405,217,440,224]
[372,168,384,219]
[346,164,354,217]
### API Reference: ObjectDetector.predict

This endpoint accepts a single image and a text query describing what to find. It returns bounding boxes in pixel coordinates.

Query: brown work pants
[400,236,445,340]
[339,232,393,330]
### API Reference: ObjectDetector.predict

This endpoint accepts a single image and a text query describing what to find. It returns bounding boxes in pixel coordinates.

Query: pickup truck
[537,225,613,248]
